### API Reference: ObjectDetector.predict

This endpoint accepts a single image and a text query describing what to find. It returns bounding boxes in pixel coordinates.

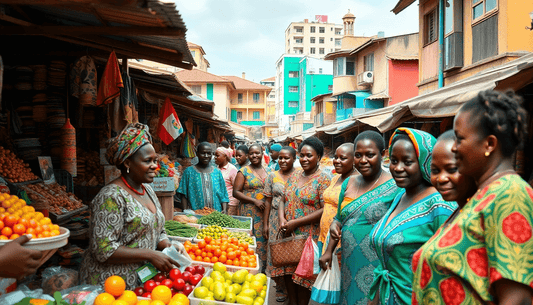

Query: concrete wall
[388,59,419,105]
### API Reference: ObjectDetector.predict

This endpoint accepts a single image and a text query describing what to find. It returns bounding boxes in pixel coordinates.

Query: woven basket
[270,229,308,267]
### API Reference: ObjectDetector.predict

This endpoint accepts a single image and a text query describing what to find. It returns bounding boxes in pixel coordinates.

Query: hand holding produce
[0,234,42,279]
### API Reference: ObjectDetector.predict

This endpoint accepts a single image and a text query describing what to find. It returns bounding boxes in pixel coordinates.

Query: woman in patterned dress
[412,90,533,304]
[80,123,179,289]
[233,143,270,270]
[263,146,296,302]
[279,137,332,305]
[319,131,401,305]
[368,128,457,305]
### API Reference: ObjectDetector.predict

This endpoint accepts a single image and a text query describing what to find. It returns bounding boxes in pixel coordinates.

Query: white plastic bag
[311,254,341,304]
[163,244,192,272]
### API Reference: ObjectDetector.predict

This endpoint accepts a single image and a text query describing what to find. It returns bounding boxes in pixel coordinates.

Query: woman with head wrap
[215,146,239,214]
[80,123,179,289]
[368,128,457,305]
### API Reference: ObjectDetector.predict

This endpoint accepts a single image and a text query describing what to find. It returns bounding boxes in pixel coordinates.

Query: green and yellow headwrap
[106,123,153,167]
[389,127,436,183]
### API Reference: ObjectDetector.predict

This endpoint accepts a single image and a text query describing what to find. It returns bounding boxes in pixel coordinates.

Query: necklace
[121,176,145,196]
[354,171,383,198]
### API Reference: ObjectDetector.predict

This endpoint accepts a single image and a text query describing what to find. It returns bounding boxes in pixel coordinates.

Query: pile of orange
[0,146,39,183]
[184,235,257,268]
[0,192,60,240]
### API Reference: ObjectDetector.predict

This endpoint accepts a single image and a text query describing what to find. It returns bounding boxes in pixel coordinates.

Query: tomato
[143,280,156,292]
[182,271,191,283]
[162,279,173,289]
[194,265,205,275]
[168,268,182,281]
[173,278,185,291]
[182,283,193,296]
[184,266,196,275]
[141,292,151,298]
[134,287,144,296]
[189,274,202,286]
[154,273,166,282]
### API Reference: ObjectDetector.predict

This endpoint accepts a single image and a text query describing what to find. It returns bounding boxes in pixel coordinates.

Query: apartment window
[330,27,333,31]
[319,68,323,74]
[295,27,303,33]
[289,86,298,92]
[238,93,243,103]
[253,93,260,103]
[424,9,438,44]
[310,37,316,43]
[335,30,342,35]
[319,48,325,54]
[310,47,316,54]
[288,101,298,108]
[346,57,355,75]
[295,38,303,44]
[191,50,196,58]
[319,27,325,33]
[472,0,497,21]
[328,85,333,91]
[269,94,275,98]
[319,37,325,44]
[333,57,355,76]
[289,71,299,78]
[445,0,454,34]
[364,53,374,71]
[191,85,201,95]
[253,111,260,120]
[335,39,342,46]
[237,111,243,120]
[310,26,316,33]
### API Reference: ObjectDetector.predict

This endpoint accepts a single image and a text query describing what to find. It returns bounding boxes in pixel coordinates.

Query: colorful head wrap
[389,127,436,183]
[270,143,282,152]
[216,147,232,161]
[106,123,153,166]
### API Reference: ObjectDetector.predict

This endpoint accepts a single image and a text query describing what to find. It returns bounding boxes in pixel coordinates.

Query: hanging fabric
[120,70,138,123]
[70,56,97,106]
[181,133,196,158]
[96,51,123,106]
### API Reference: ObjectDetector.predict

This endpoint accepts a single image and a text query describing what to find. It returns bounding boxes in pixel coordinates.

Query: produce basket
[191,254,261,275]
[0,227,70,250]
[193,231,257,251]
[188,269,270,305]
[168,235,195,243]
[50,204,89,222]
[175,212,253,236]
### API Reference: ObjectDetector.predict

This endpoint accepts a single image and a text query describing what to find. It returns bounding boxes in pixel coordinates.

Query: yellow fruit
[118,290,138,305]
[111,301,129,305]
[0,208,5,213]
[170,294,189,305]
[33,212,44,220]
[150,301,166,305]
[105,275,126,297]
[137,301,151,305]
[151,286,172,304]
[94,293,116,305]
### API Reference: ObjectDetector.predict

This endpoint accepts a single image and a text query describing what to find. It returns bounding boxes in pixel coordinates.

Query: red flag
[157,97,183,145]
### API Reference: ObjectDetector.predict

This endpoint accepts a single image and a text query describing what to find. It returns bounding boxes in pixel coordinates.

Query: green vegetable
[197,211,251,229]
[164,221,198,237]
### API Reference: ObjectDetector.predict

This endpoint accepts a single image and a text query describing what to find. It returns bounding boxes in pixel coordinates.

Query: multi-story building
[188,42,210,72]
[223,74,271,127]
[392,0,533,94]
[285,15,343,57]
[260,77,278,137]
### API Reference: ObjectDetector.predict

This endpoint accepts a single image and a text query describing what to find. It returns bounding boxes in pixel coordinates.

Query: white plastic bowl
[0,227,70,250]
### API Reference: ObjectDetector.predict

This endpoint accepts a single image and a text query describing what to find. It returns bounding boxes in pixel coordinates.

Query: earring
[485,151,490,157]
[127,167,130,174]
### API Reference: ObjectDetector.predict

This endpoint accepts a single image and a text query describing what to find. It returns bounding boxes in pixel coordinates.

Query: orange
[194,249,202,256]
[150,301,166,305]
[218,255,227,263]
[220,233,228,239]
[151,285,172,304]
[104,275,126,297]
[240,261,248,267]
[9,234,20,240]
[17,218,29,227]
[198,240,206,249]
[246,248,255,255]
[0,220,3,231]
[242,243,249,251]
[94,294,116,305]
[4,215,18,228]
[40,217,52,225]
[207,252,213,258]
[188,254,195,261]
[29,219,39,229]
[26,228,35,235]
[204,236,212,244]
[202,257,210,263]
[1,227,12,238]
[41,225,50,232]
[111,301,128,305]
[33,212,44,221]
[51,224,60,231]
[231,237,239,245]
[0,213,6,222]
[51,230,60,236]
[226,259,233,265]
[13,224,25,235]
[214,249,222,257]
[0,208,4,213]
[41,231,51,238]
[117,290,137,305]
[227,251,236,260]
[2,200,12,209]
[210,256,218,263]
[0,235,7,240]
[170,293,189,305]
[34,226,43,235]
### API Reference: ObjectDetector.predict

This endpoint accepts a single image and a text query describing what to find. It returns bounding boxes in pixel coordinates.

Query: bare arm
[319,220,341,270]
[233,172,265,209]
[263,196,272,239]
[0,235,42,279]
[280,208,323,234]
[494,279,533,305]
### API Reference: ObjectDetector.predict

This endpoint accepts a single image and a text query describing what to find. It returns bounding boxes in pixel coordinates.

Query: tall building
[260,77,278,137]
[285,15,343,57]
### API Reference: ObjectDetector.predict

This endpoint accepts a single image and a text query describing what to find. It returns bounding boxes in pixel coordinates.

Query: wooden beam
[0,26,185,36]
[0,0,141,6]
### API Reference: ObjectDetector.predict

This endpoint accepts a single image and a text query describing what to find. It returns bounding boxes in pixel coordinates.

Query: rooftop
[222,76,272,91]
[175,69,235,88]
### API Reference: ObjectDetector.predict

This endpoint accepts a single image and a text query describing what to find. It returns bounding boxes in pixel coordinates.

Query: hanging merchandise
[61,118,77,177]
[96,51,123,106]
[157,97,183,145]
[181,133,196,158]
[120,70,139,123]
[70,56,97,106]
[48,60,67,88]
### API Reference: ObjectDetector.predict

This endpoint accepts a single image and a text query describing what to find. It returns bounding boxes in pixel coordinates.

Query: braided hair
[459,90,527,157]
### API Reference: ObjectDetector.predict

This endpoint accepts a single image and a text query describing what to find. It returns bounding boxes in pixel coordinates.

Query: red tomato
[144,280,156,292]
[162,279,173,289]
[182,271,192,283]
[154,273,166,282]
[133,287,144,296]
[169,268,182,281]
[190,274,202,286]
[182,283,193,296]
[194,265,205,275]
[184,266,196,275]
[141,292,152,298]
[173,278,185,291]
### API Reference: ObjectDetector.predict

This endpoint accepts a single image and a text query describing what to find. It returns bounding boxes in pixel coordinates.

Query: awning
[316,118,357,135]
[0,0,195,69]
[311,92,333,102]
[387,54,418,61]
[366,92,390,100]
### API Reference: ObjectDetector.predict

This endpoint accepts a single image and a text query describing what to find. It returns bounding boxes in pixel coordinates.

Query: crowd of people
[6,89,531,304]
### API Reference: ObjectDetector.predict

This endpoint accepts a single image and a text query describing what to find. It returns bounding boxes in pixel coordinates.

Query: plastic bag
[295,236,320,279]
[0,285,54,305]
[61,284,103,305]
[311,254,341,304]
[163,243,192,272]
[41,266,79,295]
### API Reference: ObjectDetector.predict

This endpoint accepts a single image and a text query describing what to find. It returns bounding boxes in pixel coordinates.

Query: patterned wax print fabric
[236,159,251,170]
[70,56,97,106]
[317,174,343,254]
[263,171,290,277]
[412,174,533,305]
[105,123,152,167]
[268,159,280,171]
[80,184,168,289]
[369,190,457,305]
[177,165,228,212]
[239,165,271,268]
[335,178,400,305]
[280,168,331,289]
[220,163,239,206]
[389,127,437,183]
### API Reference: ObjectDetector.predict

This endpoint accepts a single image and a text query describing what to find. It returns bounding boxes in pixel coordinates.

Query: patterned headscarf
[216,147,232,161]
[389,127,436,183]
[106,123,152,166]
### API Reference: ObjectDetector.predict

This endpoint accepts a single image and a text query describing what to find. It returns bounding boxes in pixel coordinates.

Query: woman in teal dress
[233,143,270,269]
[368,128,457,305]
[178,142,229,212]
[319,131,401,305]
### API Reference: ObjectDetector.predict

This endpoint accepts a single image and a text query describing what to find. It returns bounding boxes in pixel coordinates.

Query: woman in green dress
[319,131,401,305]
[412,90,533,304]
[368,128,457,305]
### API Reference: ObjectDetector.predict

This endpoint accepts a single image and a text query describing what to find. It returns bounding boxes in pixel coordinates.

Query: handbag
[269,229,308,267]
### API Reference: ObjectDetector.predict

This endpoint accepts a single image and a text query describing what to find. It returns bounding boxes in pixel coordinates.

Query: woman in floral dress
[80,123,178,289]
[279,137,332,305]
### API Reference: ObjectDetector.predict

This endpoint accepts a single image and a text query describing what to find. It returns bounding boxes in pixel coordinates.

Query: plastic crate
[54,169,73,193]
[190,254,261,275]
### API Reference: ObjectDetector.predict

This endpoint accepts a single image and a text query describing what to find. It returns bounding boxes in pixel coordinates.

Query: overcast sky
[173,0,419,83]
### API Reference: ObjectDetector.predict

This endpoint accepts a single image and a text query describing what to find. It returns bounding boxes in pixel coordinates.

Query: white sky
[173,0,420,83]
